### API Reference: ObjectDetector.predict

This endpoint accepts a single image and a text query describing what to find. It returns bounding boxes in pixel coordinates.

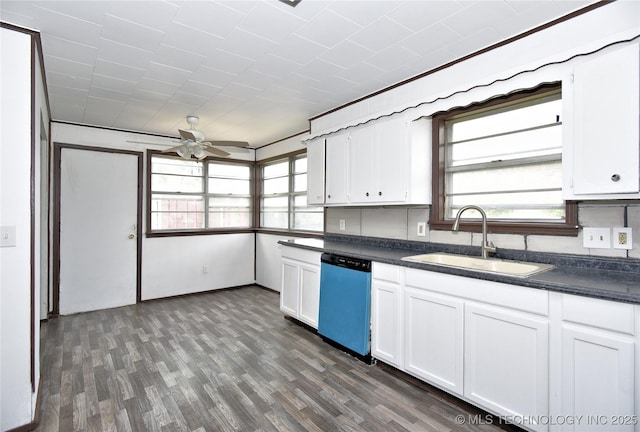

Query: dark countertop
[278,234,640,305]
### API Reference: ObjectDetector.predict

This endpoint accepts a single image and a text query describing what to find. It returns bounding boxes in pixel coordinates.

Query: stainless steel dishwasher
[317,253,372,358]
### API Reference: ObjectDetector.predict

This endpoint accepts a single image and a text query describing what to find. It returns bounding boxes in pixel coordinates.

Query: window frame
[146,150,255,237]
[430,83,578,236]
[258,149,324,234]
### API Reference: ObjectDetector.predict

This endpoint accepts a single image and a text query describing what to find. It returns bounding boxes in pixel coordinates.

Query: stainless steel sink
[401,253,553,277]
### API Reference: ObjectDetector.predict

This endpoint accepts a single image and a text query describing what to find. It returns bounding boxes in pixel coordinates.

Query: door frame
[52,142,143,315]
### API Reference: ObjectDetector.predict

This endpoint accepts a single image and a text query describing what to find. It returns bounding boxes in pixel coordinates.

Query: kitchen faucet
[452,205,496,259]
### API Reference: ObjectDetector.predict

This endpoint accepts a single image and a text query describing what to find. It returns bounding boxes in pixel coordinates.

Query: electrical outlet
[202,264,209,274]
[339,219,346,231]
[613,227,632,250]
[582,227,611,249]
[417,222,426,237]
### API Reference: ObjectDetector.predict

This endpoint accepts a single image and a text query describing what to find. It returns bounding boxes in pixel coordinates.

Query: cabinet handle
[365,192,369,197]
[378,191,382,196]
[611,174,621,182]
[327,194,331,199]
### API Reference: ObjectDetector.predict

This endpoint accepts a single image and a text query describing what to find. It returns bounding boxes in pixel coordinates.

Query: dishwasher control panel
[321,253,371,272]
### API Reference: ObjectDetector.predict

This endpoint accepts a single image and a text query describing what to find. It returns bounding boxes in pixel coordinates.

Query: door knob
[128,234,135,239]
[611,174,621,182]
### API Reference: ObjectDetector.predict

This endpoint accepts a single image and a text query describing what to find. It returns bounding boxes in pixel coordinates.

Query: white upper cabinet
[324,132,350,205]
[306,138,325,205]
[316,115,431,206]
[349,116,408,203]
[563,44,640,199]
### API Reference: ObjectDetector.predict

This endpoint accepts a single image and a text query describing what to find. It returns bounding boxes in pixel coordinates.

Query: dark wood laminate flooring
[36,285,522,432]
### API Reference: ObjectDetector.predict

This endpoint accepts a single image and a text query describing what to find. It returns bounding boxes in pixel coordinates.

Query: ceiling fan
[163,116,249,159]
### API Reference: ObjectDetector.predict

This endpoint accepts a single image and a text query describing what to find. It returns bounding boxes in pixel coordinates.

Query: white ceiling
[1,0,593,147]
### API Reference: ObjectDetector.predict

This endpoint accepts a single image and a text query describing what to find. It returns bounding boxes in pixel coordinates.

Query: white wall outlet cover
[417,222,426,237]
[613,227,632,250]
[0,225,17,247]
[339,219,346,231]
[582,227,611,249]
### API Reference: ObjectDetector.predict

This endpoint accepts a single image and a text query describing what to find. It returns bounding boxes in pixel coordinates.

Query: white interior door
[58,147,140,314]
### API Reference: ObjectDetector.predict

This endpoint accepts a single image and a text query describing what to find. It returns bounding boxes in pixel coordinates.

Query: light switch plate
[613,227,632,250]
[583,227,611,249]
[0,225,16,247]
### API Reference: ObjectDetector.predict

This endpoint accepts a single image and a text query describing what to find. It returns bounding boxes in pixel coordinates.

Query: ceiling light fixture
[278,0,301,7]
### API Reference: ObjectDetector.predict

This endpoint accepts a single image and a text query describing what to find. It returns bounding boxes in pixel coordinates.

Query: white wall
[143,234,255,300]
[51,124,257,301]
[0,26,41,431]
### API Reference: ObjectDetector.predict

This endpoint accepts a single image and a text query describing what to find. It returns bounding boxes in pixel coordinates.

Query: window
[149,153,252,233]
[431,84,577,235]
[260,152,323,232]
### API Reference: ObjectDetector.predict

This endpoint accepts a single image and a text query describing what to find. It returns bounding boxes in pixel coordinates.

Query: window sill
[145,228,324,238]
[429,220,579,236]
[146,228,255,238]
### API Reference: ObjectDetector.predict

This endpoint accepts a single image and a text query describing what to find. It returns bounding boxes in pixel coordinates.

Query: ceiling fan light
[193,147,207,160]
[176,144,191,159]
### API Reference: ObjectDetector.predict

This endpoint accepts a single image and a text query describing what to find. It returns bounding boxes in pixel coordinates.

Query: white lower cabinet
[559,325,634,431]
[370,263,638,432]
[371,263,403,368]
[464,303,549,432]
[280,247,321,328]
[404,286,464,395]
[554,294,636,432]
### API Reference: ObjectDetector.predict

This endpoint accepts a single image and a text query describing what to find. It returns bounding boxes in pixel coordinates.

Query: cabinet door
[306,138,325,205]
[349,126,376,203]
[568,44,639,196]
[280,259,299,317]
[371,280,403,368]
[325,133,349,204]
[464,303,549,432]
[298,264,320,328]
[375,116,407,202]
[404,287,464,395]
[560,325,634,431]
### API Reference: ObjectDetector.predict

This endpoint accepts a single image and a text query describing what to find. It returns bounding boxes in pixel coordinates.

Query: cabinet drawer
[562,294,634,335]
[373,262,401,283]
[280,246,321,265]
[405,268,548,316]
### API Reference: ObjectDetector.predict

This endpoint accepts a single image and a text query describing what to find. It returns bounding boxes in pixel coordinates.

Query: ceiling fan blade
[208,140,249,147]
[162,145,183,153]
[203,146,230,157]
[178,129,197,141]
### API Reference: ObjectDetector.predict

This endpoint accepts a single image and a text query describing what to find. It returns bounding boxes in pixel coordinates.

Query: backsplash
[326,202,640,260]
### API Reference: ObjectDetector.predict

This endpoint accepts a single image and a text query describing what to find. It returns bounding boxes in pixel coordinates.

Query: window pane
[294,157,307,173]
[292,195,323,231]
[449,160,562,195]
[449,125,561,166]
[451,97,561,142]
[208,195,251,229]
[208,178,250,194]
[263,161,288,178]
[293,173,307,192]
[150,194,205,229]
[262,196,288,210]
[261,212,288,229]
[152,158,202,176]
[263,177,288,194]
[208,163,250,179]
[152,173,203,193]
